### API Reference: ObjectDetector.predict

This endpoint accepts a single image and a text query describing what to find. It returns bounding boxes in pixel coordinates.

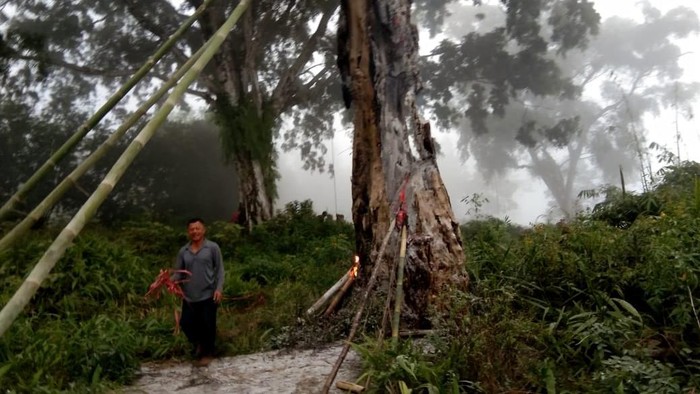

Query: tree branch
[150,73,214,103]
[120,0,192,65]
[14,54,138,78]
[270,4,338,113]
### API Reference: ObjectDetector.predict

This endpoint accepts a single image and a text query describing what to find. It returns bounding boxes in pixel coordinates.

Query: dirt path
[123,343,363,394]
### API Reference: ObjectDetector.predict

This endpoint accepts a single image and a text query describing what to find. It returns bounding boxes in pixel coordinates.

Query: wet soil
[123,343,363,394]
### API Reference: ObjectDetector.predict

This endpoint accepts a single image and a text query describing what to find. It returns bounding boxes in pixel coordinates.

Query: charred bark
[339,0,468,328]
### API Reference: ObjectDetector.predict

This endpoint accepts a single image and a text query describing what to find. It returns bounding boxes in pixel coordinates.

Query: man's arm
[213,243,224,302]
[171,248,186,282]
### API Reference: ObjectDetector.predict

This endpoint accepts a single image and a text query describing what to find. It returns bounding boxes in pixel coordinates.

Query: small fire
[350,255,360,279]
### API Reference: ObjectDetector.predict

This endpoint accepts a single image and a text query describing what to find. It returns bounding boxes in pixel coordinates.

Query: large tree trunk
[190,0,335,227]
[528,137,586,219]
[195,1,276,225]
[339,0,468,328]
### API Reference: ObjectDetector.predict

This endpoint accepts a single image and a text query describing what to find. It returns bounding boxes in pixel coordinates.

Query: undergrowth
[355,162,700,393]
[2,162,700,393]
[0,199,354,392]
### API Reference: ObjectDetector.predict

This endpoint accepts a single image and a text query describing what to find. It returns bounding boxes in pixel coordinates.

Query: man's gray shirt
[175,239,224,302]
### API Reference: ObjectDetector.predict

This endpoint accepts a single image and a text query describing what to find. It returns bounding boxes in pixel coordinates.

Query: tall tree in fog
[338,0,468,327]
[425,2,699,218]
[0,100,88,221]
[337,0,599,324]
[0,96,237,223]
[0,0,339,226]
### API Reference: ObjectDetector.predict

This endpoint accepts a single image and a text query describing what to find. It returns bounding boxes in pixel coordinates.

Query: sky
[275,0,700,225]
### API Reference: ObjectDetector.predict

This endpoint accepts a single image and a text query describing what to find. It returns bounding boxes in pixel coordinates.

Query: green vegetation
[0,200,354,392]
[2,163,700,392]
[358,162,700,393]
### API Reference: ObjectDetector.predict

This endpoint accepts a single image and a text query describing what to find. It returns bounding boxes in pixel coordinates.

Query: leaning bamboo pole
[0,37,211,252]
[0,0,251,338]
[0,0,216,222]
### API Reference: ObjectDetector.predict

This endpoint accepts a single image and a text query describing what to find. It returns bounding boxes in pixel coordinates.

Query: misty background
[278,0,700,225]
[1,0,698,225]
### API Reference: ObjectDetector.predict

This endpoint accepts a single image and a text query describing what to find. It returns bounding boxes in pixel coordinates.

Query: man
[174,218,224,367]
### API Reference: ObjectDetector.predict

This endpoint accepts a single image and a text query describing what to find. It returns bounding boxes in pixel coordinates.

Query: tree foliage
[0,98,90,221]
[94,118,240,224]
[0,0,345,224]
[424,1,699,218]
[0,95,238,223]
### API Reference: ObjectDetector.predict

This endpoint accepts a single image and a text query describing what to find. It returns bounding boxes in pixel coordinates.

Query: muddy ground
[123,343,363,394]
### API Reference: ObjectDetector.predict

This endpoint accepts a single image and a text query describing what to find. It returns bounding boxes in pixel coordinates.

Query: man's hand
[213,290,223,303]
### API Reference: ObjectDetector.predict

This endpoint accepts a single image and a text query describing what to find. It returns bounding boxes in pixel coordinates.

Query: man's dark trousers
[180,298,217,357]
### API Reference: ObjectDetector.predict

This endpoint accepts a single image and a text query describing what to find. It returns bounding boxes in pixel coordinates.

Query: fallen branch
[321,218,397,394]
[399,329,435,338]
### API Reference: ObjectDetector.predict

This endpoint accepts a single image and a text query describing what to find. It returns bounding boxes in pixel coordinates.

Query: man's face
[187,221,206,243]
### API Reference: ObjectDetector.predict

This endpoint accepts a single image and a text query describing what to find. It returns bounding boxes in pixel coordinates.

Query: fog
[277,0,700,226]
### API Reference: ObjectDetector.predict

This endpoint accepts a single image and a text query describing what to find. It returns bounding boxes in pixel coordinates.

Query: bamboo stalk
[0,39,210,252]
[324,274,355,316]
[0,0,216,222]
[307,271,350,316]
[0,0,251,338]
[321,218,396,394]
[391,224,407,344]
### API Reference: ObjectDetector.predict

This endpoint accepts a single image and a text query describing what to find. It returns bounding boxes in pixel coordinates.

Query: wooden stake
[336,380,365,392]
[378,251,397,342]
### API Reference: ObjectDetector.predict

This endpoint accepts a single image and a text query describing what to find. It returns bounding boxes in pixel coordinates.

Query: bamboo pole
[321,218,396,394]
[0,0,216,222]
[324,274,355,316]
[391,224,407,344]
[0,0,251,338]
[307,271,350,316]
[0,37,211,252]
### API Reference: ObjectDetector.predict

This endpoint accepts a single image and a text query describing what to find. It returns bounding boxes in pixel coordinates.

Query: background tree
[0,94,238,224]
[94,118,239,224]
[0,0,341,226]
[0,99,92,222]
[424,2,699,218]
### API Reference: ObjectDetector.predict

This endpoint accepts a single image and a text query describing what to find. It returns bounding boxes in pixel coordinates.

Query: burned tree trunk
[338,0,468,327]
